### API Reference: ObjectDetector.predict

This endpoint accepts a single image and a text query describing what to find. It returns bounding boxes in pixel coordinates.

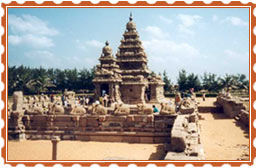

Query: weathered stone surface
[164,152,200,160]
[12,91,23,111]
[217,96,247,118]
[171,130,187,152]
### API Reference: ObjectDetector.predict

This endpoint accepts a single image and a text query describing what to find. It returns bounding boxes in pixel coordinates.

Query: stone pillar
[11,112,26,140]
[51,136,60,160]
[12,91,23,111]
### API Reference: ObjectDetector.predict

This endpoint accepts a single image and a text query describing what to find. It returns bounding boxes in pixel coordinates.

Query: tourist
[95,100,100,105]
[99,96,104,105]
[175,92,181,111]
[85,96,89,105]
[50,94,54,103]
[61,94,65,106]
[202,92,206,101]
[152,105,159,113]
[103,94,109,107]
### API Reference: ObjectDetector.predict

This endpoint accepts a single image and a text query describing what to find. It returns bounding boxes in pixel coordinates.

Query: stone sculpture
[160,102,176,115]
[92,103,107,115]
[137,104,153,115]
[113,103,130,115]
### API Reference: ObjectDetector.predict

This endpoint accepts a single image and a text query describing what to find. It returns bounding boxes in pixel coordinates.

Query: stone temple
[93,13,165,104]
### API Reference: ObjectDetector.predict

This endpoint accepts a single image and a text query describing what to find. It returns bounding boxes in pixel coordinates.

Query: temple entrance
[145,86,151,102]
[100,84,109,96]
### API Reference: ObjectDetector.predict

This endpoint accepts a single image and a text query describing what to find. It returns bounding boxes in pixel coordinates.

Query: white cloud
[143,26,169,39]
[9,14,58,36]
[143,39,199,60]
[85,40,104,48]
[225,16,248,26]
[25,50,54,58]
[177,14,202,35]
[141,26,201,80]
[224,49,248,59]
[159,15,172,24]
[8,14,58,48]
[178,14,202,27]
[24,50,60,68]
[77,39,104,50]
[9,34,54,48]
[8,35,21,45]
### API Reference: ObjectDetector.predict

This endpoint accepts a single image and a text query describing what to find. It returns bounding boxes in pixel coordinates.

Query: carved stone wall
[120,85,146,104]
[9,112,177,143]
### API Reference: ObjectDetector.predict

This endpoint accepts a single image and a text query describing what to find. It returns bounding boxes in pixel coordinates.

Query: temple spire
[129,12,133,21]
[105,40,109,46]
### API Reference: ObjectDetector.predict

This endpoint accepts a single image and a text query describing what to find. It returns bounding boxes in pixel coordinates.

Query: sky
[8,8,249,82]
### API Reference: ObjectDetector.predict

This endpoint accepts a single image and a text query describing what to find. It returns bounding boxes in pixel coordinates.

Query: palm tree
[219,74,235,90]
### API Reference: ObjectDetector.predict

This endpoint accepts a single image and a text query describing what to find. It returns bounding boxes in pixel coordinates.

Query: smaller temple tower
[93,41,122,103]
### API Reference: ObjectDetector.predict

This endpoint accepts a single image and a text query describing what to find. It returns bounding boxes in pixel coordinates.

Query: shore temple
[93,13,165,104]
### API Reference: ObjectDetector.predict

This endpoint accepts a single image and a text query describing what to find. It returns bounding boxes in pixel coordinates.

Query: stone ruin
[93,13,165,104]
[217,93,249,127]
[8,90,205,160]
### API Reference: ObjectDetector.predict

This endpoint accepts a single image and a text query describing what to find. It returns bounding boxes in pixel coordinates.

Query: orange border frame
[1,1,256,167]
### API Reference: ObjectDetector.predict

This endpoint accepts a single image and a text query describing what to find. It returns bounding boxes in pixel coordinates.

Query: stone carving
[69,105,86,115]
[160,102,176,115]
[137,104,153,115]
[48,103,65,115]
[114,103,130,115]
[12,91,23,111]
[179,98,195,114]
[25,103,44,115]
[92,103,107,115]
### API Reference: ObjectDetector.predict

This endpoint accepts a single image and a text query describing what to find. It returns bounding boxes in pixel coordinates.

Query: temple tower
[93,41,122,103]
[93,14,165,104]
[116,13,151,104]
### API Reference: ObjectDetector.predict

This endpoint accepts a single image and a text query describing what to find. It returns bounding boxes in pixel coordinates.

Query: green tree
[163,70,172,92]
[218,74,235,90]
[201,72,220,92]
[177,69,188,91]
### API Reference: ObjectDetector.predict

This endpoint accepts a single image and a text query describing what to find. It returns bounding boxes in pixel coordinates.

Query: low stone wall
[235,109,249,127]
[216,96,247,118]
[8,113,177,143]
[198,106,223,113]
[165,113,205,160]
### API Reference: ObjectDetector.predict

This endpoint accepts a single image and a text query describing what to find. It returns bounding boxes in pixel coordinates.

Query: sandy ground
[199,113,249,160]
[8,141,167,160]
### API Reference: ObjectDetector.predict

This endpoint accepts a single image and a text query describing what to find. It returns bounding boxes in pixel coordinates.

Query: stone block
[171,130,186,152]
[122,136,140,143]
[189,114,196,123]
[75,135,90,141]
[99,116,106,122]
[147,115,153,123]
[87,119,99,127]
[106,116,127,121]
[154,137,170,143]
[12,91,23,111]
[180,107,194,114]
[62,135,75,140]
[134,115,144,122]
[127,115,134,122]
[164,152,199,160]
[90,135,123,142]
[140,137,154,143]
